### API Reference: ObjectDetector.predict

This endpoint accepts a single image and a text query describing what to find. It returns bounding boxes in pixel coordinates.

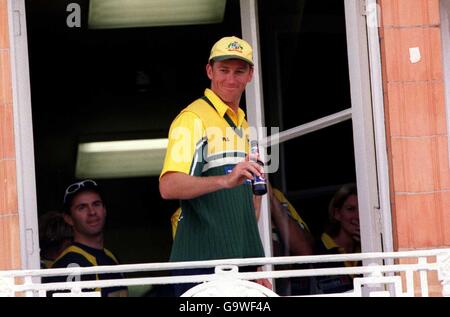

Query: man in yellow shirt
[159,36,268,296]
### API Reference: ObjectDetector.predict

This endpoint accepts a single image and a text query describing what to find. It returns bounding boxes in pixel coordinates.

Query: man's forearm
[159,172,228,200]
[160,161,263,200]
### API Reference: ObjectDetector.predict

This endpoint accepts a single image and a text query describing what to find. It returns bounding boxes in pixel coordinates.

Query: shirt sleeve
[160,111,205,178]
[273,188,311,232]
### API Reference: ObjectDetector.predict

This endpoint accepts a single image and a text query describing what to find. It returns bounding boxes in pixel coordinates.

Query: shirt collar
[204,88,246,126]
[321,232,340,250]
[321,233,360,267]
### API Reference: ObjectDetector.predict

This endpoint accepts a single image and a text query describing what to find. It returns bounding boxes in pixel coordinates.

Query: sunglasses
[63,179,98,204]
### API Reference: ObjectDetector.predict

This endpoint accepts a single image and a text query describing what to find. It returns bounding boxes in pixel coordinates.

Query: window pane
[259,0,351,132]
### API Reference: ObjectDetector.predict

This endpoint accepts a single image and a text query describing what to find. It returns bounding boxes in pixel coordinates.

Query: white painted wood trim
[8,0,40,269]
[261,109,352,147]
[344,0,383,255]
[366,0,394,254]
[240,0,273,263]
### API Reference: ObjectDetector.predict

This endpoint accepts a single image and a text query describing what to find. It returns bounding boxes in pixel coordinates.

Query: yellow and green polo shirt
[161,88,249,178]
[161,88,265,262]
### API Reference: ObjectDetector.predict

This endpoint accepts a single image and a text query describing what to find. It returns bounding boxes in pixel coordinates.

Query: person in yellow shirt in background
[269,185,314,257]
[311,183,360,294]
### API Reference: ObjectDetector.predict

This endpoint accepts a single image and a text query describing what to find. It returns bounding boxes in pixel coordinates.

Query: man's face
[206,59,253,106]
[64,191,106,239]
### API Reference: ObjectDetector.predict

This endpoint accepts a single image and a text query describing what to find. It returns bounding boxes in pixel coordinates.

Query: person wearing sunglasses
[45,179,128,297]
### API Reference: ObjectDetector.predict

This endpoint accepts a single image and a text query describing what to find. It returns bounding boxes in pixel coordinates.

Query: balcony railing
[1,248,449,297]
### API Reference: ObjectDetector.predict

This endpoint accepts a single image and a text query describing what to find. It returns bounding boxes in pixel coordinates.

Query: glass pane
[283,121,356,236]
[258,0,351,132]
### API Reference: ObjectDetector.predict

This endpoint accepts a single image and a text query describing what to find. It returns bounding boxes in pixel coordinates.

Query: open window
[245,0,392,295]
[13,1,390,294]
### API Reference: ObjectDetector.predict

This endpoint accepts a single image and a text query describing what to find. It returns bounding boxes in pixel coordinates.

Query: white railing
[1,248,450,297]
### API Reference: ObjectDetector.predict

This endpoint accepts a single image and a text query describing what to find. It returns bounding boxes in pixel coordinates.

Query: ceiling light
[88,0,227,29]
[75,139,168,179]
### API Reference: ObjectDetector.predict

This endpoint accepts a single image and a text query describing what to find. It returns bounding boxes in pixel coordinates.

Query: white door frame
[8,0,40,269]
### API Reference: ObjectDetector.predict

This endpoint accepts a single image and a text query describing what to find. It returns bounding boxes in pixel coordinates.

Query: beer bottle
[250,141,267,195]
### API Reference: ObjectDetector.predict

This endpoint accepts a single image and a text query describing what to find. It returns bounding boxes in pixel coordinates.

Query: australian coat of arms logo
[227,41,243,53]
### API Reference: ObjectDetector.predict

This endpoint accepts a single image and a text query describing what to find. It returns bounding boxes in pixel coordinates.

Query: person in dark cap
[159,36,269,296]
[47,179,128,297]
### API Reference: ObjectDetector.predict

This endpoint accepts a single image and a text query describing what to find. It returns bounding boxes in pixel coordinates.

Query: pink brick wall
[0,0,22,270]
[379,0,450,249]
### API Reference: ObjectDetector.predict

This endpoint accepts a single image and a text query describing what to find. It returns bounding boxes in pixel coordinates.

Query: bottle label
[224,165,251,184]
[253,177,266,185]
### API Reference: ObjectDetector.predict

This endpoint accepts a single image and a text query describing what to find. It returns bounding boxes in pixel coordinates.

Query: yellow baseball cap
[208,36,254,66]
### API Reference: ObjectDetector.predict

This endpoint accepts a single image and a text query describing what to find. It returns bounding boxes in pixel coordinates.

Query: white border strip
[8,0,40,269]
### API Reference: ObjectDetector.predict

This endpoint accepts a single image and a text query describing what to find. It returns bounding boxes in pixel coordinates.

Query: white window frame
[365,0,394,254]
[345,0,393,255]
[240,0,273,259]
